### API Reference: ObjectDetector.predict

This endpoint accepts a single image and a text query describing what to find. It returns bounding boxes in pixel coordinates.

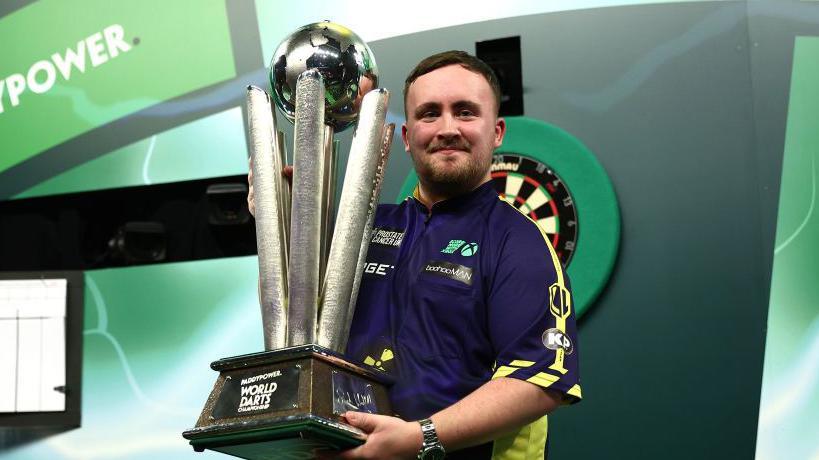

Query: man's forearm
[337,377,563,459]
[430,377,562,452]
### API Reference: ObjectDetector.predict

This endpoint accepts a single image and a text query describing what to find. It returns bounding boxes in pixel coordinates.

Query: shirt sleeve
[486,216,582,404]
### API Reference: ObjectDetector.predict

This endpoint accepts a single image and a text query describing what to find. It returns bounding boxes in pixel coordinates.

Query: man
[249,51,580,460]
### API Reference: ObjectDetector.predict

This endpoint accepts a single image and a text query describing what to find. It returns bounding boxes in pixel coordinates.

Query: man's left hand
[335,411,422,460]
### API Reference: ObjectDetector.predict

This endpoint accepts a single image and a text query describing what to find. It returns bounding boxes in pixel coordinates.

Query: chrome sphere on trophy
[270,21,379,131]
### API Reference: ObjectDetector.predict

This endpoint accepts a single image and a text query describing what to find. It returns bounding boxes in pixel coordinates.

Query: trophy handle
[247,85,288,351]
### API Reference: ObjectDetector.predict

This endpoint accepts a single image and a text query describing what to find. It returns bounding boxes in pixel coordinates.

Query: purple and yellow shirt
[347,181,581,459]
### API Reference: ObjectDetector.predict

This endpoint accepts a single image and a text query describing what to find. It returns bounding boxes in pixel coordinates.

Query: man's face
[402,64,505,196]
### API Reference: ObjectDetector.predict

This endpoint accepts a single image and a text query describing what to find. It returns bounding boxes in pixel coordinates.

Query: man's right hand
[246,157,293,218]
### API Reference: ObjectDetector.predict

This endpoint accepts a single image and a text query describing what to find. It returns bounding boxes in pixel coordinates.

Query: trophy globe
[270,21,379,132]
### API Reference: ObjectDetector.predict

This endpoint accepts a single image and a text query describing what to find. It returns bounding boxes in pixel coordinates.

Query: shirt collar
[409,180,497,215]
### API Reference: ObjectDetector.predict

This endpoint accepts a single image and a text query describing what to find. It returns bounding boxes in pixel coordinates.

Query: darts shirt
[346,180,581,460]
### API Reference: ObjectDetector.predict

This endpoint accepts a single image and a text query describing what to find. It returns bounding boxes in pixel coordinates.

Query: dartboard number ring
[491,153,578,266]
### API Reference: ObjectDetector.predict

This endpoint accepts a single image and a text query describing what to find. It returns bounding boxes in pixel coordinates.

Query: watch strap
[417,418,445,459]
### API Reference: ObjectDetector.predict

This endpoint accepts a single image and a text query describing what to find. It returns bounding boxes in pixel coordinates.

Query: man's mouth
[429,142,470,155]
[431,148,463,155]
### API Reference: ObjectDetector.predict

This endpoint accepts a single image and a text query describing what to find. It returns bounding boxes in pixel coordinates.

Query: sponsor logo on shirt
[440,239,466,254]
[370,227,404,247]
[460,242,478,257]
[422,260,473,286]
[549,283,572,320]
[440,239,479,257]
[360,336,396,374]
[542,328,574,355]
[363,348,394,372]
[363,262,393,276]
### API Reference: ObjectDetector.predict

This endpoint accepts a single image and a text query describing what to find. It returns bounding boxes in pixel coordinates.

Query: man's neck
[415,177,491,211]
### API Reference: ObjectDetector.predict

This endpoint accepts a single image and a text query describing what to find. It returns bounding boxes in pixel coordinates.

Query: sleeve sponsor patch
[542,328,574,355]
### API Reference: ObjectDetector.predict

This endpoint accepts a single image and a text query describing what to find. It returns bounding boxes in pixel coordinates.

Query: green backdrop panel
[755,36,819,460]
[0,0,236,174]
[15,107,247,199]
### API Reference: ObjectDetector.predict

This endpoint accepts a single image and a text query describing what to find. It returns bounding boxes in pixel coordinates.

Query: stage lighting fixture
[108,221,166,264]
[476,36,524,116]
[206,183,251,226]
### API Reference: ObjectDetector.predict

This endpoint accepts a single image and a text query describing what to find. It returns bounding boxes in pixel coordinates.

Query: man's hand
[246,157,293,218]
[335,411,422,460]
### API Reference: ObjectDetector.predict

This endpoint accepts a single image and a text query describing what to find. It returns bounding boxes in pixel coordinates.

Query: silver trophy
[184,22,394,459]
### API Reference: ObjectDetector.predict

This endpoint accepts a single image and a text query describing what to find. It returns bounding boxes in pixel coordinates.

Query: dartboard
[491,153,578,265]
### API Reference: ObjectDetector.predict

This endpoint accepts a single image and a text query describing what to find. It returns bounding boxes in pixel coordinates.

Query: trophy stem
[276,129,291,252]
[318,89,390,352]
[247,86,288,350]
[319,125,336,284]
[287,70,326,346]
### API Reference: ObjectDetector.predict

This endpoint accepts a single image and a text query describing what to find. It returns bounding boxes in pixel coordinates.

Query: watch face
[422,446,446,460]
[491,153,578,266]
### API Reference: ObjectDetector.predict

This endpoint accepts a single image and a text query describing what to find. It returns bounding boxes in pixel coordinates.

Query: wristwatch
[417,418,446,460]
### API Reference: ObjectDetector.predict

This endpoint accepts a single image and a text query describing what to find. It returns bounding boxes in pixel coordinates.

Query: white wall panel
[0,320,17,412]
[16,318,42,412]
[40,317,66,411]
[0,279,67,413]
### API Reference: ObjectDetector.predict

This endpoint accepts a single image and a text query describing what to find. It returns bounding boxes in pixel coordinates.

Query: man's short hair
[403,50,502,115]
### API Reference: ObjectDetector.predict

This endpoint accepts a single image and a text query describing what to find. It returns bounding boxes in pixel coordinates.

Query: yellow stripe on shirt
[499,197,573,375]
[498,197,565,286]
[491,415,548,460]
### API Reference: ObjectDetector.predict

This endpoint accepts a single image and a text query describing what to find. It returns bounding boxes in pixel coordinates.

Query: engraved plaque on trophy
[182,22,394,459]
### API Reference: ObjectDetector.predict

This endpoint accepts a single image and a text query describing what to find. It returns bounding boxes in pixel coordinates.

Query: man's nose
[437,113,460,138]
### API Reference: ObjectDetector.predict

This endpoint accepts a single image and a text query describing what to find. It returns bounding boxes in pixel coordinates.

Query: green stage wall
[754,36,819,460]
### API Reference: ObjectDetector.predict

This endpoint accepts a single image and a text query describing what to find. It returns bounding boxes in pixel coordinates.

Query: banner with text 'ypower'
[0,0,236,174]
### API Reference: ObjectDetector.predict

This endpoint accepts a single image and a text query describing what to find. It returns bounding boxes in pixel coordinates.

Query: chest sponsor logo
[370,227,405,247]
[422,260,473,286]
[440,239,465,253]
[440,239,479,257]
[542,328,574,355]
[363,262,393,276]
[460,242,479,256]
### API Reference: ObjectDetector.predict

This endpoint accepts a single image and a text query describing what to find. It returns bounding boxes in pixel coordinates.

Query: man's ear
[494,117,507,148]
[401,123,410,152]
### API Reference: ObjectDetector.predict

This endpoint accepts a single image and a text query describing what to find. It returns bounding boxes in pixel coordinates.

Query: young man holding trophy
[246,48,581,459]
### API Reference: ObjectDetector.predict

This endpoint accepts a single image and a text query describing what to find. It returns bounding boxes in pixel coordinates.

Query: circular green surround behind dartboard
[397,116,620,318]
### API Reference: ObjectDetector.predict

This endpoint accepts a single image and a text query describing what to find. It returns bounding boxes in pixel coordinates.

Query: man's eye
[421,111,438,119]
[458,110,475,117]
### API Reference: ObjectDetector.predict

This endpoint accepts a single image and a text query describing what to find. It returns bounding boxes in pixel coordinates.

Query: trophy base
[183,344,393,459]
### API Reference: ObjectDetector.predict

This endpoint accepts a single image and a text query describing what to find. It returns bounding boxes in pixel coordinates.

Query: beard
[411,137,491,196]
